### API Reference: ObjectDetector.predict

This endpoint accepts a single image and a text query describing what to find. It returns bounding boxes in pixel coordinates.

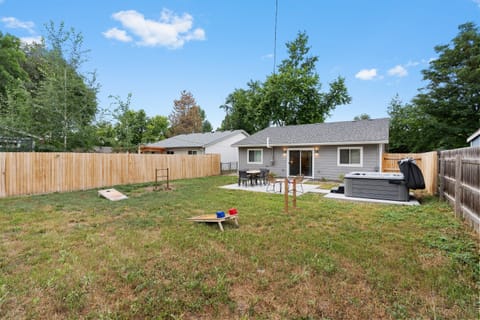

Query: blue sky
[1,0,479,129]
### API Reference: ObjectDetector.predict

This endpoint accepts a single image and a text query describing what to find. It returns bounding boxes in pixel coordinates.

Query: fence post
[292,179,297,209]
[439,154,445,200]
[454,154,462,218]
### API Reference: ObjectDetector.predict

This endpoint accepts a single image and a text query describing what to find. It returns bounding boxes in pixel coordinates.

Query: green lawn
[0,175,478,319]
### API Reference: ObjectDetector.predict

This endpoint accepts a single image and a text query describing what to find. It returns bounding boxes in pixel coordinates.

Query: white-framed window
[166,150,175,155]
[188,150,197,155]
[247,149,263,164]
[337,147,363,167]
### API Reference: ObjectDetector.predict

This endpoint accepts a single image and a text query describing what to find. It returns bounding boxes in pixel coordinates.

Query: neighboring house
[140,130,249,163]
[232,118,390,180]
[467,128,480,147]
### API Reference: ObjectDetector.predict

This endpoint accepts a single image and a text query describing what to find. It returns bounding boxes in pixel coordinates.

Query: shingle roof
[146,130,248,148]
[232,118,389,147]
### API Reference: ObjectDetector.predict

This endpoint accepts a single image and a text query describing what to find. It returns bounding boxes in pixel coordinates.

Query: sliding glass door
[288,149,312,177]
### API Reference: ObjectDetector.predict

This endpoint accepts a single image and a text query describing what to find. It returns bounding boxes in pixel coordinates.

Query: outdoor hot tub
[344,172,409,201]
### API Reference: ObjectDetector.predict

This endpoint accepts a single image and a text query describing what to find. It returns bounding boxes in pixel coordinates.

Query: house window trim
[247,148,263,164]
[337,146,363,167]
[188,150,198,155]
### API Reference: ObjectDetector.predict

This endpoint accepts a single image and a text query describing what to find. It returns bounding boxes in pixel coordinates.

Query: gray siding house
[232,118,389,180]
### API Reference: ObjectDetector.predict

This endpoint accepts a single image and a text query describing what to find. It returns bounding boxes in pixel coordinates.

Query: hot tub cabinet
[344,172,409,201]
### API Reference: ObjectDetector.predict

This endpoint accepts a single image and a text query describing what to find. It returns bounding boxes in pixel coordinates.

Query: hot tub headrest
[397,158,425,190]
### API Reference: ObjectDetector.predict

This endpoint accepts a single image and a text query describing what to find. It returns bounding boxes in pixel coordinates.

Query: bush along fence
[0,152,220,198]
[382,151,438,195]
[439,147,480,232]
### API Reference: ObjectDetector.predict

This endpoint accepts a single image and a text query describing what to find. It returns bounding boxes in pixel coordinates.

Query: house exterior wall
[470,136,480,147]
[205,132,247,163]
[238,147,286,172]
[238,144,382,180]
[313,144,380,180]
[165,147,204,155]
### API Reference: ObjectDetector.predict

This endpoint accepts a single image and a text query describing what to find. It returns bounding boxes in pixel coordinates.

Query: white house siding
[205,132,247,163]
[471,137,480,147]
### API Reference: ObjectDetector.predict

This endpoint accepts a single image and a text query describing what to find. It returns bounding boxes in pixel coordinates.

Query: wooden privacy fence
[439,147,480,232]
[382,151,438,195]
[0,152,220,198]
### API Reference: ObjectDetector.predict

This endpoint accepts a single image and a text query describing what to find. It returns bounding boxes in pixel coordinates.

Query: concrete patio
[220,182,420,205]
[219,181,321,195]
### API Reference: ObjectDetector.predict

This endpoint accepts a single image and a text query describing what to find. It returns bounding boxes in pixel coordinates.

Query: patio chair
[238,170,249,186]
[258,168,269,185]
[266,174,282,192]
[290,175,304,193]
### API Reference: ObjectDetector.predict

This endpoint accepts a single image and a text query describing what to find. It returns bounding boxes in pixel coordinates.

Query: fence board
[0,152,220,198]
[382,151,438,195]
[439,146,480,232]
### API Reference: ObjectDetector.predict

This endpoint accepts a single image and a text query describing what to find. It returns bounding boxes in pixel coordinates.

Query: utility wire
[273,0,278,75]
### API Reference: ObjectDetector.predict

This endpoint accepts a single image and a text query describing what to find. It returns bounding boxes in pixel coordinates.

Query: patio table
[246,170,261,185]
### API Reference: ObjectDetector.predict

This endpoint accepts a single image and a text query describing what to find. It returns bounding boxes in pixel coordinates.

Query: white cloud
[1,17,35,33]
[20,36,42,45]
[105,9,206,49]
[388,65,408,77]
[355,68,378,80]
[405,60,420,67]
[102,27,132,42]
[262,53,273,59]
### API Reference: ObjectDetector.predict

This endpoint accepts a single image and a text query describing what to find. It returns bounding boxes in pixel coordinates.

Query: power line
[273,0,278,74]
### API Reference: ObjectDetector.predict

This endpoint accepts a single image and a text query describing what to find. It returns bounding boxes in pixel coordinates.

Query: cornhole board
[98,188,128,201]
[187,214,239,232]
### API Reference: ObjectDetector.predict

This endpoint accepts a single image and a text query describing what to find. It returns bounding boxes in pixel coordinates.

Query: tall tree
[389,22,480,152]
[0,32,30,132]
[412,22,480,150]
[168,90,203,135]
[220,31,351,132]
[220,80,265,134]
[387,95,433,152]
[0,32,28,102]
[142,115,169,143]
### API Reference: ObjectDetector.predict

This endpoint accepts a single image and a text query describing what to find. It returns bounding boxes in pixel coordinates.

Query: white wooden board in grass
[98,188,128,201]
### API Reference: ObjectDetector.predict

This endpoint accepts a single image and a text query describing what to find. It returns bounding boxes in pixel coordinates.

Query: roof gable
[233,118,390,147]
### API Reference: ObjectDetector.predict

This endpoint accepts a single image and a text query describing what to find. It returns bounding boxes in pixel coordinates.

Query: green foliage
[389,22,480,152]
[143,115,169,142]
[220,31,351,133]
[220,80,266,134]
[353,113,370,121]
[387,95,434,152]
[98,94,169,149]
[0,22,98,151]
[0,32,28,100]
